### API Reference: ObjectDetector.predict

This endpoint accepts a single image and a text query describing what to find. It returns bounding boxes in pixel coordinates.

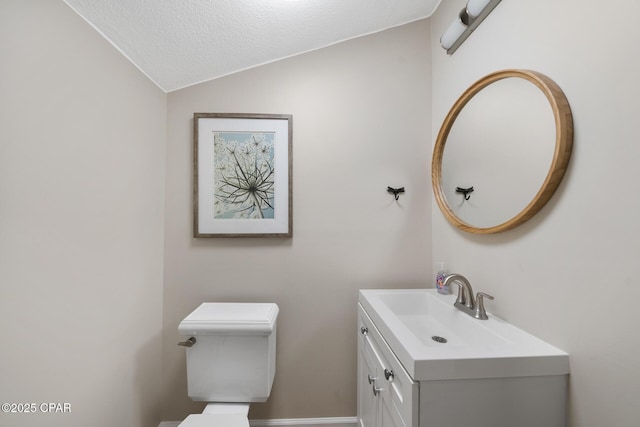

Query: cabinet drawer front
[358,304,417,427]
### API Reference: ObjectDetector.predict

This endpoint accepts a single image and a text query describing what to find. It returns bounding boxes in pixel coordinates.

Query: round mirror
[432,69,573,234]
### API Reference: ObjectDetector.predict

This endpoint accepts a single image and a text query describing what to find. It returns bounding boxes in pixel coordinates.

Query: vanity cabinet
[357,299,568,427]
[358,305,418,427]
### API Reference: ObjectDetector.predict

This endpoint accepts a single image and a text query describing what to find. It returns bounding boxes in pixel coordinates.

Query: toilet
[177,302,279,427]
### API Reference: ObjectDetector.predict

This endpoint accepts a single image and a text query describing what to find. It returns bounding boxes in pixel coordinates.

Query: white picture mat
[197,116,290,235]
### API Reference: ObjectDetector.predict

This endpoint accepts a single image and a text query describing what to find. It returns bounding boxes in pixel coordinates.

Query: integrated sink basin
[359,289,569,381]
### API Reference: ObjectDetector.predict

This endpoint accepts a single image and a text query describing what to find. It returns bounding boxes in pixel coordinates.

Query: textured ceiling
[63,0,442,92]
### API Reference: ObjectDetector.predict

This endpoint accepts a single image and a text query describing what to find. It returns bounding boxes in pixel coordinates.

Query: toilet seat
[178,413,249,427]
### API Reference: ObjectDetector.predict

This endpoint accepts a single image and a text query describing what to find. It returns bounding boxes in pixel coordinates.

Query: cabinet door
[378,351,409,427]
[362,336,408,427]
[358,304,418,427]
[375,340,418,427]
[358,329,380,427]
[380,394,406,427]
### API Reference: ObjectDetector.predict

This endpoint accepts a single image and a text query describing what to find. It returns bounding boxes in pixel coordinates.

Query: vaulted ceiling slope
[63,0,442,92]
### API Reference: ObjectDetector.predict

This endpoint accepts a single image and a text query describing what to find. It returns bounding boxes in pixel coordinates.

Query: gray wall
[431,1,640,426]
[0,1,166,426]
[162,20,432,421]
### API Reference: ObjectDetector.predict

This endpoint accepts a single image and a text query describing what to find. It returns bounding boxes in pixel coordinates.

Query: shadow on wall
[135,331,164,427]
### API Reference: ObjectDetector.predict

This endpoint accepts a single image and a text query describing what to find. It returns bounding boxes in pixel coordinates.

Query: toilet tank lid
[179,303,279,335]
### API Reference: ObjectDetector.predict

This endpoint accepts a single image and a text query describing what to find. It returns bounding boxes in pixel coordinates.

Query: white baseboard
[159,416,357,427]
[251,418,357,427]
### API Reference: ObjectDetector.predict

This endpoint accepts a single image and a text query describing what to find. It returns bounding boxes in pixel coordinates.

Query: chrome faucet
[442,274,494,320]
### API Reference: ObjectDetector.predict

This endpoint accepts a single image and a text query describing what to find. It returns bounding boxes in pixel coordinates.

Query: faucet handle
[454,283,467,306]
[474,292,494,320]
[443,274,475,309]
[443,275,467,306]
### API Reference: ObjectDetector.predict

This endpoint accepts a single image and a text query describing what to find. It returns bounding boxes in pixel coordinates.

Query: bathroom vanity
[357,289,569,427]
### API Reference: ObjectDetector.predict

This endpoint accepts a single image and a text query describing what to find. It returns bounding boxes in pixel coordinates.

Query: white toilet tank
[179,302,279,403]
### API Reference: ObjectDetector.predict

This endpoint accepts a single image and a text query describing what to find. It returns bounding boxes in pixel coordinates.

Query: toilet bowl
[177,303,279,427]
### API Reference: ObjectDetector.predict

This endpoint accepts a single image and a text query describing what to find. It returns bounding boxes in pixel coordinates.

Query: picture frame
[194,113,293,237]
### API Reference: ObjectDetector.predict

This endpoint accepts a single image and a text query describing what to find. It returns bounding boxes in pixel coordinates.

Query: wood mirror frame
[432,69,573,234]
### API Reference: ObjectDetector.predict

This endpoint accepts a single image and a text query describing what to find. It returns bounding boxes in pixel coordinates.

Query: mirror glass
[432,70,573,234]
[442,78,555,228]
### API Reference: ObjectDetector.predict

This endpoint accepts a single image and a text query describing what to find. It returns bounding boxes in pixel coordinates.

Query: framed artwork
[193,113,292,237]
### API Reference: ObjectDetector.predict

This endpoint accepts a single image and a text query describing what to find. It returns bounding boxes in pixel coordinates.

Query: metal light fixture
[440,0,502,55]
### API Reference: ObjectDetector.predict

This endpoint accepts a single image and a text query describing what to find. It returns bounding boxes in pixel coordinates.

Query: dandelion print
[213,132,275,219]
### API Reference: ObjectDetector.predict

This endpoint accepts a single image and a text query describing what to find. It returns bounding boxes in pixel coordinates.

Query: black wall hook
[456,186,474,200]
[387,186,405,201]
